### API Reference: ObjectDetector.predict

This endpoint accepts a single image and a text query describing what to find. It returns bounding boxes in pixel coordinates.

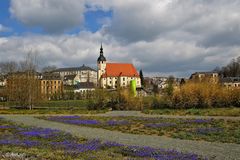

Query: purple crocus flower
[144,122,177,128]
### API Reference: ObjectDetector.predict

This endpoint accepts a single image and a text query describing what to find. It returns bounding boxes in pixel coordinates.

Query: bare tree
[6,51,41,109]
[0,61,18,75]
[220,56,240,77]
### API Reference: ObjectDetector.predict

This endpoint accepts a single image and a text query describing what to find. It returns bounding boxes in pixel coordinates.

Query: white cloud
[2,0,240,77]
[0,24,11,33]
[10,0,85,33]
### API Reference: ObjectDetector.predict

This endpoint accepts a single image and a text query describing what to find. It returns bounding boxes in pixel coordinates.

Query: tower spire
[100,43,103,54]
[97,43,106,62]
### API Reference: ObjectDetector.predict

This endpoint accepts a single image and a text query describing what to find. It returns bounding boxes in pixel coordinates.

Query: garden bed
[0,117,207,160]
[38,115,240,144]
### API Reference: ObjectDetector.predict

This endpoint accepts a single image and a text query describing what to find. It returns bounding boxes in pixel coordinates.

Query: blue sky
[0,0,239,77]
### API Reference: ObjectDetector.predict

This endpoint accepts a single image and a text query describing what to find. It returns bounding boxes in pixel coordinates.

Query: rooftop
[102,63,139,78]
[54,64,96,72]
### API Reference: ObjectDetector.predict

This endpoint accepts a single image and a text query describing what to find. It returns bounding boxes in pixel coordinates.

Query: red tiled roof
[102,63,139,78]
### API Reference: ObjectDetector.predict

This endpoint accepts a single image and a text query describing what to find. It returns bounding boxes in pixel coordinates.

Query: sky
[0,0,240,77]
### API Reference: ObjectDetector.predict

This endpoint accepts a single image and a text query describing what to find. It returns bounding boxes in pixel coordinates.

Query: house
[220,77,240,88]
[53,64,97,85]
[63,74,80,85]
[39,73,63,99]
[0,75,7,87]
[190,72,219,83]
[97,45,141,89]
[74,82,95,93]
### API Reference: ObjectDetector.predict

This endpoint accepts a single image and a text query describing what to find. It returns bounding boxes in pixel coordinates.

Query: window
[123,78,125,81]
[123,82,125,85]
[110,81,112,84]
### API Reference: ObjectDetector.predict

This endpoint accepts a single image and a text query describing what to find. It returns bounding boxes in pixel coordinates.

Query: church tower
[97,44,106,86]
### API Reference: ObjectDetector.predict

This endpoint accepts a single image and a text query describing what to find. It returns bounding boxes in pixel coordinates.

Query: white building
[53,64,97,86]
[97,45,141,89]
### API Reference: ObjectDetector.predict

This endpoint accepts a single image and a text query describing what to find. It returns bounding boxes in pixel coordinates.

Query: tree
[152,84,159,96]
[139,69,145,87]
[218,56,240,77]
[0,61,18,75]
[180,78,186,86]
[165,76,175,97]
[6,52,41,109]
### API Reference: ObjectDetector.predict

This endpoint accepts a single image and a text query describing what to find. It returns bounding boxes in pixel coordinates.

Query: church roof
[102,63,139,78]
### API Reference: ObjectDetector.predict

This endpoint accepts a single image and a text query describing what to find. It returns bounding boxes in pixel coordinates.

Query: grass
[0,99,89,109]
[0,109,106,115]
[39,115,240,144]
[142,108,240,116]
[0,99,108,114]
[0,118,206,160]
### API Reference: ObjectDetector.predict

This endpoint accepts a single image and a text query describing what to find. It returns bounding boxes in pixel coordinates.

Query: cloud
[0,24,11,33]
[1,31,239,77]
[95,0,240,47]
[2,0,240,77]
[10,0,85,33]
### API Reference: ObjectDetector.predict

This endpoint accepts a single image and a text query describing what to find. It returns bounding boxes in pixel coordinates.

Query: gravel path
[1,115,240,160]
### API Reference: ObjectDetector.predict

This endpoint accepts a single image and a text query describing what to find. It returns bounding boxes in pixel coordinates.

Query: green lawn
[142,108,240,117]
[0,100,108,114]
[0,100,89,109]
[39,115,240,144]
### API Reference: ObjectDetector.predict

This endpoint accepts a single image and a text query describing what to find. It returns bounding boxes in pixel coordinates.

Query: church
[97,45,141,89]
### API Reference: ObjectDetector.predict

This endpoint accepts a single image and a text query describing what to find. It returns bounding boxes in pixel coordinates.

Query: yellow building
[190,72,219,83]
[40,73,63,99]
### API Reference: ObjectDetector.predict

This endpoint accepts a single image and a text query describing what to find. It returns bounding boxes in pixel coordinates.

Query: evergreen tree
[139,69,145,87]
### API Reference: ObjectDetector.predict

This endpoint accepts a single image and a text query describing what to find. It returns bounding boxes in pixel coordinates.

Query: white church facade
[97,45,141,89]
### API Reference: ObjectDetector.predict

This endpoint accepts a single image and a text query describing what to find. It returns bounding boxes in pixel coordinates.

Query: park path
[1,114,240,160]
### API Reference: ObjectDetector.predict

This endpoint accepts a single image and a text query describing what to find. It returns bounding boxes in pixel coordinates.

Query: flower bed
[0,118,207,160]
[39,115,240,144]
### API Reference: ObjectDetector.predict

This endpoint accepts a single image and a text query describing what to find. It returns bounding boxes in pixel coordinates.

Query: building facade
[220,77,240,88]
[39,73,63,99]
[190,72,219,83]
[97,45,141,89]
[53,64,97,86]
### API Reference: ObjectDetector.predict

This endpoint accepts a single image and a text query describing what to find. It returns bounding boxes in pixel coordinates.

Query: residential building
[53,64,97,85]
[220,77,240,88]
[97,45,141,89]
[190,72,219,83]
[0,75,7,87]
[74,82,95,93]
[63,74,80,85]
[39,73,63,99]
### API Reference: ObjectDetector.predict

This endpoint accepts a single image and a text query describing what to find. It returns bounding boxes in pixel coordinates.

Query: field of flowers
[39,116,240,144]
[0,117,207,160]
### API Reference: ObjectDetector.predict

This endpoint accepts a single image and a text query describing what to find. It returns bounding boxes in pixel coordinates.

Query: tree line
[214,56,240,77]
